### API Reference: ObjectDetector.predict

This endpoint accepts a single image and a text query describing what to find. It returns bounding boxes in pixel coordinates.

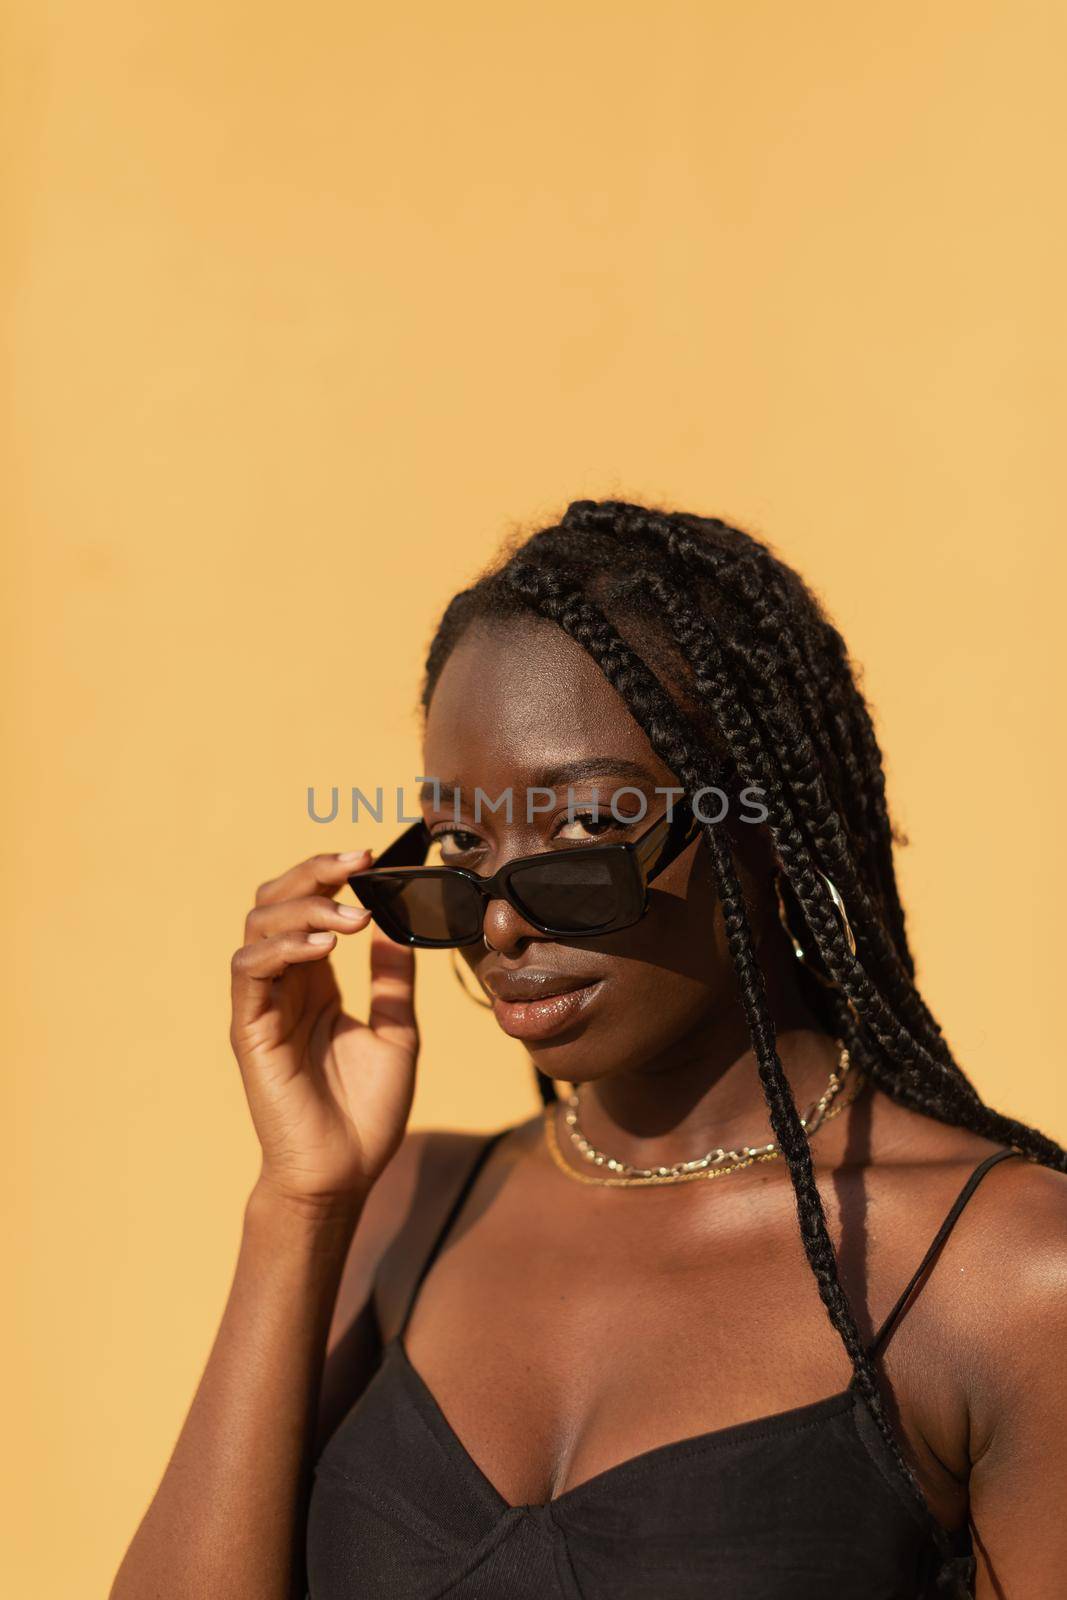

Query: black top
[306,1136,1021,1600]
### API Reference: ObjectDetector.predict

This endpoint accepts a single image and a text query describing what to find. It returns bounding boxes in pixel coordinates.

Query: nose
[481,896,542,955]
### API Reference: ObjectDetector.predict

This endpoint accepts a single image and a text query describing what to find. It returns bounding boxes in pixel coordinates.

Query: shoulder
[966,1153,1067,1345]
[958,1156,1067,1584]
[327,1128,491,1342]
[883,1120,1067,1321]
[853,1092,1064,1266]
[946,1152,1067,1452]
[314,1124,523,1452]
[930,1146,1067,1314]
[829,1096,1067,1382]
[327,1122,530,1350]
[842,1122,1067,1502]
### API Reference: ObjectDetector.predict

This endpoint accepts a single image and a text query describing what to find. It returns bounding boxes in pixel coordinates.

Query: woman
[112,500,1067,1600]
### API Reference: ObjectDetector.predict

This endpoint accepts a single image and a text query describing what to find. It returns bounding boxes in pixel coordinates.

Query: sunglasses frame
[347,798,703,947]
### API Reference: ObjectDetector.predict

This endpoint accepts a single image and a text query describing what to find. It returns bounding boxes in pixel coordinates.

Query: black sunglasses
[347,799,702,948]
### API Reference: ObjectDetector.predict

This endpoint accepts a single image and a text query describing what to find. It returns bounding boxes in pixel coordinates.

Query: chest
[386,1173,868,1505]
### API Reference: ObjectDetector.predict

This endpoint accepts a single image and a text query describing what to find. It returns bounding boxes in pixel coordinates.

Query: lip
[482,968,599,1002]
[487,977,605,1042]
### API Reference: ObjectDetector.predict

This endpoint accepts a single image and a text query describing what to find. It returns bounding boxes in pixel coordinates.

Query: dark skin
[112,616,1067,1600]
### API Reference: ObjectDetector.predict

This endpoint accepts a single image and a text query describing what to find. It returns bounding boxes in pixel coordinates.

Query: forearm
[110,1181,363,1600]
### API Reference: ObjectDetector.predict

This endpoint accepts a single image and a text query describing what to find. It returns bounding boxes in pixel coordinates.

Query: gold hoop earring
[450,948,493,1008]
[773,870,806,965]
[773,868,857,976]
[819,871,857,957]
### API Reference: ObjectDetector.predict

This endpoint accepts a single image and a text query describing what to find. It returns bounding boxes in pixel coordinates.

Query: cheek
[632,838,725,963]
[577,843,734,1055]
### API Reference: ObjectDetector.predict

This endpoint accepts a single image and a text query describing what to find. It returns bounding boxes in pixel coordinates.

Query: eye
[430,827,485,862]
[555,811,622,843]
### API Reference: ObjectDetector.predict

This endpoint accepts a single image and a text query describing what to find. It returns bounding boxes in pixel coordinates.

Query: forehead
[423,617,677,792]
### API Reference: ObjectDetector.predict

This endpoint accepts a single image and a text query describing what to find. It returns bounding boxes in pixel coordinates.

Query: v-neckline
[390,1334,860,1513]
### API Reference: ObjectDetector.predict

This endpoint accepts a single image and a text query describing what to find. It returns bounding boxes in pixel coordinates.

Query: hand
[229,850,418,1212]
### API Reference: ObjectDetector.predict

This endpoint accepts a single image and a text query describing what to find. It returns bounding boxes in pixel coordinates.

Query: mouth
[482,969,605,1043]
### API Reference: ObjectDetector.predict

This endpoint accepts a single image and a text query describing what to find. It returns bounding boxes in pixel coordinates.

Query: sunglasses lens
[508,852,632,933]
[356,873,483,944]
[353,838,647,945]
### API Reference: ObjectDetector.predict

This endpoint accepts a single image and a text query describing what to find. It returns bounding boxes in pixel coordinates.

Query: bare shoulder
[905,1140,1067,1449]
[314,1124,522,1452]
[828,1092,1067,1362]
[962,1152,1067,1329]
[957,1155,1067,1513]
[874,1094,1067,1278]
[326,1126,503,1350]
[859,1103,1067,1583]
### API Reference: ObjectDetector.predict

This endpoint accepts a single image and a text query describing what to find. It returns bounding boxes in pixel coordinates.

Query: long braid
[420,498,1067,1597]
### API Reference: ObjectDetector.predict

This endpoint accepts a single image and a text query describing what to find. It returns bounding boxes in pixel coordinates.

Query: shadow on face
[422,616,811,1097]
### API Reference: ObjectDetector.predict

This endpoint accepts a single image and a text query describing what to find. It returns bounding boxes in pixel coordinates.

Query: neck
[563,989,845,1169]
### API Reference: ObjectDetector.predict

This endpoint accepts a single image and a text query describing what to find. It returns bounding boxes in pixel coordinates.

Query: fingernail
[337,850,369,864]
[336,904,370,921]
[307,931,336,945]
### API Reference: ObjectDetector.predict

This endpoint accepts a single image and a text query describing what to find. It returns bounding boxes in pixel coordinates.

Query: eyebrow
[418,758,661,806]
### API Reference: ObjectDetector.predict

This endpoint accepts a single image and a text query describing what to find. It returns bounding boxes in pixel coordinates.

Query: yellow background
[4,3,1064,1593]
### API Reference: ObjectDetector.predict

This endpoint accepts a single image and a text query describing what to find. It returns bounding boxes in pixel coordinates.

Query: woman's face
[421,616,782,1088]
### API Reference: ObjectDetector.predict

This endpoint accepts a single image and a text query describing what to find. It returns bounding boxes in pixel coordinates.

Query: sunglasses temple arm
[362,819,432,869]
[636,802,701,884]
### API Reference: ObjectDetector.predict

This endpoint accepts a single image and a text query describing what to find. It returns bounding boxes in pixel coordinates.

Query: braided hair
[420,498,1066,1596]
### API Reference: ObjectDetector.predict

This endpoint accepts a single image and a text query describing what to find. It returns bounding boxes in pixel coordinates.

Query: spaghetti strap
[396,1128,508,1338]
[866,1146,1023,1359]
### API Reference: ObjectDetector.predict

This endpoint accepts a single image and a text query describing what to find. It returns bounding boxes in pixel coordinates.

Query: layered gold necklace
[543,1042,865,1188]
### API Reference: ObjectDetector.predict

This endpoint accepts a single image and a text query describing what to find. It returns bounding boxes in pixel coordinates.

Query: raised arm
[110,850,418,1600]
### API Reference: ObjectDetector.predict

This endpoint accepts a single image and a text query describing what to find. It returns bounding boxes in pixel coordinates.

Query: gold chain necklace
[543,1043,864,1188]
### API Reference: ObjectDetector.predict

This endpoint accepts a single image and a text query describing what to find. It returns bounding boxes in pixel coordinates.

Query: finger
[367,929,417,1050]
[230,929,344,1030]
[245,894,373,942]
[254,849,373,909]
